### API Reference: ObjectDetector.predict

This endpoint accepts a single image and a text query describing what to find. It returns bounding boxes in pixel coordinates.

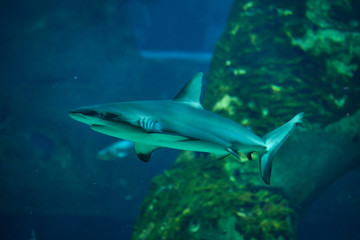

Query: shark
[69,72,303,184]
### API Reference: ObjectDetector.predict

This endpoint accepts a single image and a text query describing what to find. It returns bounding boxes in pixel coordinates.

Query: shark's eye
[106,113,118,119]
[107,113,118,119]
[98,112,118,120]
[98,112,106,119]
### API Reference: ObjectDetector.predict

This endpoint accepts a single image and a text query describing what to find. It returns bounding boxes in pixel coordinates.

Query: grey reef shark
[69,73,303,184]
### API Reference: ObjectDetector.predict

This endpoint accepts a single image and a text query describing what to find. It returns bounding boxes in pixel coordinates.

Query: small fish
[69,72,303,184]
[97,140,134,161]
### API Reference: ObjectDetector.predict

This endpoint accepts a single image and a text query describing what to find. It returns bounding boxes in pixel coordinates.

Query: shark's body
[69,73,303,184]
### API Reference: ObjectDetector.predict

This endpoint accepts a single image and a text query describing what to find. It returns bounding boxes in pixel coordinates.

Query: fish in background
[97,140,134,161]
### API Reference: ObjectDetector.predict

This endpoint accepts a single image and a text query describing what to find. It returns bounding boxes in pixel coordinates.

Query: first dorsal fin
[173,72,203,109]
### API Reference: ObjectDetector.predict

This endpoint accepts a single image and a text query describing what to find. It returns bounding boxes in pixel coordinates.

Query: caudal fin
[260,112,304,184]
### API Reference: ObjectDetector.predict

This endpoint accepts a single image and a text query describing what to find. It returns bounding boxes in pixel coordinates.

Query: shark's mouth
[68,112,87,120]
[69,109,98,117]
[91,124,105,128]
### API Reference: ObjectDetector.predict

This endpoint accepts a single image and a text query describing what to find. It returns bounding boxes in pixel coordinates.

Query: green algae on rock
[204,0,360,134]
[132,0,360,239]
[132,152,295,240]
[132,110,360,240]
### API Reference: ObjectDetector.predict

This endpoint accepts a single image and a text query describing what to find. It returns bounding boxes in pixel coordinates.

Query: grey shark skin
[69,72,303,184]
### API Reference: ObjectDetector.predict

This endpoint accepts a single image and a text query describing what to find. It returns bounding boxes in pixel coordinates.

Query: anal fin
[134,142,160,162]
[226,147,240,159]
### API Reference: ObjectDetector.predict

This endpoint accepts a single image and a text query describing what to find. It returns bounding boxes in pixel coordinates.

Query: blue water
[0,0,359,239]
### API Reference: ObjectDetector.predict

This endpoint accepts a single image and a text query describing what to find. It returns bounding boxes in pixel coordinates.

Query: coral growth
[132,152,295,240]
[132,1,360,239]
[204,0,360,134]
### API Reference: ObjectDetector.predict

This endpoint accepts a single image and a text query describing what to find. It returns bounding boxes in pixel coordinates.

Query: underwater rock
[132,152,296,240]
[204,0,360,133]
[132,110,360,240]
[132,0,360,239]
[272,109,360,208]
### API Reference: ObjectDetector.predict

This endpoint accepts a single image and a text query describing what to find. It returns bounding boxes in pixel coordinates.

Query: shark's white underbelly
[90,123,227,155]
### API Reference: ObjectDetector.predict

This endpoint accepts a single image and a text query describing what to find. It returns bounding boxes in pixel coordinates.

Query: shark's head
[69,106,111,126]
[69,104,132,128]
[69,103,151,141]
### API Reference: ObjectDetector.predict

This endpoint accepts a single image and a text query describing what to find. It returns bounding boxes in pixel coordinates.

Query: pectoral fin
[134,142,160,162]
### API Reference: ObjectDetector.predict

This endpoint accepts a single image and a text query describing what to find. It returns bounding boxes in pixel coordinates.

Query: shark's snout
[69,108,98,117]
[68,111,86,120]
[68,108,100,124]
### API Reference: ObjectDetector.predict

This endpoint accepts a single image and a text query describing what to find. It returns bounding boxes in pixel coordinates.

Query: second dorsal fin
[173,72,203,109]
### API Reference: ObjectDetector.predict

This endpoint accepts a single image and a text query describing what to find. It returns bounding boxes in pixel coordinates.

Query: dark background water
[0,0,359,239]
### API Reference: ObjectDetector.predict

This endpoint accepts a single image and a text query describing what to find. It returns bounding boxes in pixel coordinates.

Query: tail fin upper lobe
[260,112,304,184]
